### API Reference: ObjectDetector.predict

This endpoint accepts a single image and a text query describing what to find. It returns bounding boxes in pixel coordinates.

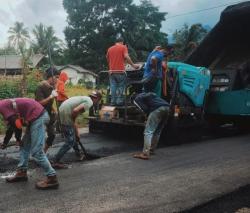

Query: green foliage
[0,116,5,134]
[63,0,167,72]
[8,21,30,51]
[0,46,17,55]
[26,70,43,94]
[173,23,208,61]
[78,79,94,89]
[0,70,42,100]
[85,81,94,89]
[0,79,21,99]
[31,23,65,66]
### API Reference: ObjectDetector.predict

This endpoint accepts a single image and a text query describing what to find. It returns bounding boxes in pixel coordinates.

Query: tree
[0,46,17,55]
[173,23,208,61]
[31,23,64,65]
[8,22,30,50]
[63,0,167,72]
[19,44,33,96]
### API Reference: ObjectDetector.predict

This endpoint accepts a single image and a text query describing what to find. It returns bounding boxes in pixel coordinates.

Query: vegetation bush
[0,78,21,99]
[26,70,43,94]
[84,81,94,89]
[0,74,94,134]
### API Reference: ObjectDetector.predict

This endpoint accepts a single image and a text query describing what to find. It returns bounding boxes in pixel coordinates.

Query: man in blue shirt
[133,92,170,160]
[143,46,167,97]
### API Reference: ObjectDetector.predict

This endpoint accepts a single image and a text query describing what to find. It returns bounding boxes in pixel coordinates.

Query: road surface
[0,131,250,212]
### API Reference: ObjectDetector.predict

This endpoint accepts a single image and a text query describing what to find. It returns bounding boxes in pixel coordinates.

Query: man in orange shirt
[106,37,139,105]
[56,71,69,106]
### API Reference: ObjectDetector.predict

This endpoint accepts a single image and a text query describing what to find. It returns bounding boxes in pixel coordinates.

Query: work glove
[0,143,7,150]
[50,90,58,98]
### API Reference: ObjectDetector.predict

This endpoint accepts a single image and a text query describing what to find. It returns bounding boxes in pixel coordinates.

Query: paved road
[0,133,250,212]
[184,184,250,213]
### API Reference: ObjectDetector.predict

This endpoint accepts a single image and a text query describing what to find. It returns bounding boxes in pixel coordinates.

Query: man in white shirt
[52,91,102,168]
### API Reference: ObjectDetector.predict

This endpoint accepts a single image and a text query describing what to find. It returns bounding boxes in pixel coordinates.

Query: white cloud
[0,0,67,47]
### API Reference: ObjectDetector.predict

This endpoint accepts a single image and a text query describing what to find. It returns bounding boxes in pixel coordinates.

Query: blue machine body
[168,62,211,107]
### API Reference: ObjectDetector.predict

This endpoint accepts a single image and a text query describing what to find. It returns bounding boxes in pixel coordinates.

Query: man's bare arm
[72,104,85,121]
[150,56,158,73]
[125,54,140,69]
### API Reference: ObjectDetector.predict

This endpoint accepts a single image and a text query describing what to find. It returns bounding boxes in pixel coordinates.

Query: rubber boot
[35,175,59,190]
[6,170,28,183]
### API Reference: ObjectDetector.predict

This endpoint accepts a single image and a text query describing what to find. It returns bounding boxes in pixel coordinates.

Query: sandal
[51,162,68,169]
[133,152,149,160]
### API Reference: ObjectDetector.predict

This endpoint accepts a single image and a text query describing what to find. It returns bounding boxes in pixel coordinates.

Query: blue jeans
[18,111,56,176]
[109,73,126,105]
[54,125,79,162]
[143,106,169,154]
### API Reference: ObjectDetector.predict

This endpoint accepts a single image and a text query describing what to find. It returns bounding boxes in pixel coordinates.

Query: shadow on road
[183,184,250,213]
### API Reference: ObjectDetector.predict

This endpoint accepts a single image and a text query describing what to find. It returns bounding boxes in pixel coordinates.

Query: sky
[0,0,247,47]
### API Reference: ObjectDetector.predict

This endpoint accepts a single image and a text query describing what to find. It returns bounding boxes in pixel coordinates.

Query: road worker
[132,92,169,160]
[56,71,69,106]
[51,91,102,168]
[35,67,59,152]
[106,37,140,106]
[0,98,59,189]
[143,45,174,97]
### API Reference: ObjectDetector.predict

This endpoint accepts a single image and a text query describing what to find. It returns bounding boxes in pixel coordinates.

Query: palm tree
[19,44,33,96]
[32,23,62,57]
[8,22,30,50]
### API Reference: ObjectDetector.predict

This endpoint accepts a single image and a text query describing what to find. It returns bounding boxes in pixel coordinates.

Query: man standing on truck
[35,67,59,153]
[106,37,139,106]
[0,98,59,189]
[51,91,102,168]
[133,92,169,160]
[143,45,173,97]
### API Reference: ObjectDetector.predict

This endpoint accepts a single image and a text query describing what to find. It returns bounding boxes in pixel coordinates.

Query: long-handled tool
[76,137,88,158]
[47,40,63,137]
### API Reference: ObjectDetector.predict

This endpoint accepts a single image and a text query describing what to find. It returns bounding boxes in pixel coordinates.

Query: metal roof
[0,54,44,69]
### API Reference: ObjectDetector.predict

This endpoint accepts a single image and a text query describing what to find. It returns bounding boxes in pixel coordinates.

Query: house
[57,65,97,87]
[0,54,44,75]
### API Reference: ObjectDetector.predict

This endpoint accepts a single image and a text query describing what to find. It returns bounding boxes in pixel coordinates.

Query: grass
[65,84,93,97]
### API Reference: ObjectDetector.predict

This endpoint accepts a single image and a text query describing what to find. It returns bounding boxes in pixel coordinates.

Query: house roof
[30,54,44,67]
[58,64,98,77]
[0,54,44,69]
[0,55,22,69]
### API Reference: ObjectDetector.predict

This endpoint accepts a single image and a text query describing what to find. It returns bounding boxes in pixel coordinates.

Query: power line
[165,0,246,20]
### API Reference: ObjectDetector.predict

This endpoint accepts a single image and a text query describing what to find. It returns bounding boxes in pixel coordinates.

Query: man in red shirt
[106,37,139,105]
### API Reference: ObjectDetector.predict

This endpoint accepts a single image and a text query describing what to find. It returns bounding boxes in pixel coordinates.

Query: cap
[46,67,59,79]
[89,91,102,99]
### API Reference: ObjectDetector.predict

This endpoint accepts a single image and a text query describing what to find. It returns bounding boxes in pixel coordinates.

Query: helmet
[89,91,102,99]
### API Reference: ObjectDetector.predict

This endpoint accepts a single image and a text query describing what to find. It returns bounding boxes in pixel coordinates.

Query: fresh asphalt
[0,129,250,212]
